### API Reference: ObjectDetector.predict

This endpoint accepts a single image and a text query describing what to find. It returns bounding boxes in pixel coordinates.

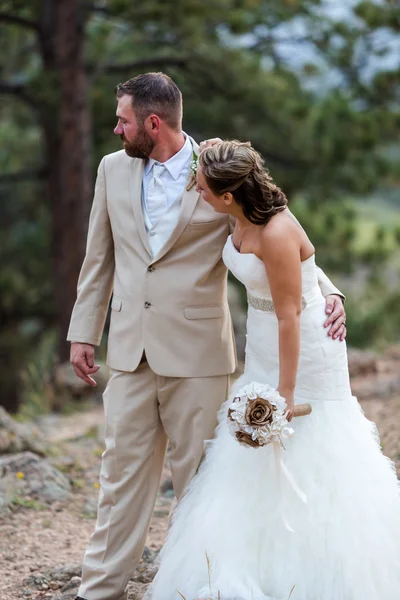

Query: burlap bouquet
[227,381,311,449]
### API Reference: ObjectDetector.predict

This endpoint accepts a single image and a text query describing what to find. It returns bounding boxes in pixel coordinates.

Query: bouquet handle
[293,403,312,417]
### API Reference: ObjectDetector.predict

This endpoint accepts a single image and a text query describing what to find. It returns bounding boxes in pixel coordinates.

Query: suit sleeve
[67,157,115,345]
[316,265,345,301]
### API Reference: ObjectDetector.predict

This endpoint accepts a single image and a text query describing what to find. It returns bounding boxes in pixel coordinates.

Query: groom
[68,72,346,600]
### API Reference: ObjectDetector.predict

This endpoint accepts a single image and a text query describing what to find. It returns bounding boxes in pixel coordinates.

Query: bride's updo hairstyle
[199,140,287,225]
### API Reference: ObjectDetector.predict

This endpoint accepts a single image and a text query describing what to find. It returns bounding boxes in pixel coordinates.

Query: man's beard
[121,125,155,159]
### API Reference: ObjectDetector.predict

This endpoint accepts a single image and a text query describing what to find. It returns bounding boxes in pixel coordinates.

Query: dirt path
[0,409,174,600]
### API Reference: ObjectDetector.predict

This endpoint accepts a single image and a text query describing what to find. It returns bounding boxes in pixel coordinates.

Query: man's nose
[114,123,122,135]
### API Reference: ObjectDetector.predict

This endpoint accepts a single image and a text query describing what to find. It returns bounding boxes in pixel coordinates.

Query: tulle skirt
[146,370,400,600]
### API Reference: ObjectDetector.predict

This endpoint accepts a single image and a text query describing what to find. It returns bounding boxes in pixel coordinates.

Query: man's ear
[147,114,161,133]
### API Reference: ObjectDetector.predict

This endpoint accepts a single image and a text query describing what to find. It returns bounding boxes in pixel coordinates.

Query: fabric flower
[235,430,260,448]
[245,397,275,427]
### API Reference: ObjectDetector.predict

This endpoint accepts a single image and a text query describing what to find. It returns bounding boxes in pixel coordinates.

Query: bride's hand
[278,389,295,422]
[199,137,223,152]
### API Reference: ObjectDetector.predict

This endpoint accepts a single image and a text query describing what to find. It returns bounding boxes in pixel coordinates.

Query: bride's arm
[260,223,302,422]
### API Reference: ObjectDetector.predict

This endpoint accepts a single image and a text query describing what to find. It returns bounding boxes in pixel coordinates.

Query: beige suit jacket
[67,141,343,377]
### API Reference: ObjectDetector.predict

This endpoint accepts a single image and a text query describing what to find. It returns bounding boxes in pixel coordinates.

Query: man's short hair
[115,72,182,131]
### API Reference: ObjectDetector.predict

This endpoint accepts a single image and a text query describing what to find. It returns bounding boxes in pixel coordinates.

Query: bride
[145,141,400,600]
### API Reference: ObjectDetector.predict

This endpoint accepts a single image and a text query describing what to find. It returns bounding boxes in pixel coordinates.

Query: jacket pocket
[184,305,224,319]
[111,295,122,312]
[188,219,225,229]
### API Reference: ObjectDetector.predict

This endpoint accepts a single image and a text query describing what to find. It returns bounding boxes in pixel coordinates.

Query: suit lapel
[129,158,151,257]
[151,178,200,264]
[151,138,200,264]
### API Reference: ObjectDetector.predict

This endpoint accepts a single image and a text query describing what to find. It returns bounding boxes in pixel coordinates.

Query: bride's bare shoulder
[261,210,301,243]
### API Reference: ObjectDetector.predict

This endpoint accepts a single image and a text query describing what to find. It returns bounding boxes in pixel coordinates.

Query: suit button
[144,301,151,309]
[147,266,155,272]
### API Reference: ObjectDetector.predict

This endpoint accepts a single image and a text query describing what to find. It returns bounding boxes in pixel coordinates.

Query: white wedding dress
[146,234,400,600]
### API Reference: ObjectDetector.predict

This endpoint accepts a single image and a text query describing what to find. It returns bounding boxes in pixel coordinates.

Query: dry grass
[177,552,296,599]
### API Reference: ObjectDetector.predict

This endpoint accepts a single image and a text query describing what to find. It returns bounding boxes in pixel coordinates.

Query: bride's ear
[223,192,233,207]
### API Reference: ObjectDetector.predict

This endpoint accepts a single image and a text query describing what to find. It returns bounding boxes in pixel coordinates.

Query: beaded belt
[247,293,307,312]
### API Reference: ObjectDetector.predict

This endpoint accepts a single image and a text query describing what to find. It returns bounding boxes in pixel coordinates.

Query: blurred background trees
[0,0,399,411]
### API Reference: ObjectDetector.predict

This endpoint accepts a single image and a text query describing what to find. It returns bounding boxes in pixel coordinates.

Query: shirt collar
[144,133,193,180]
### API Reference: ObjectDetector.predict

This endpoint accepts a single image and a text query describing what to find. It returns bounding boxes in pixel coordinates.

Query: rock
[60,575,82,592]
[129,547,158,586]
[141,545,156,564]
[127,581,143,599]
[160,478,174,497]
[47,564,82,583]
[82,496,98,518]
[0,452,71,511]
[23,572,50,587]
[49,581,61,590]
[132,563,158,584]
[0,406,46,456]
[348,348,379,378]
[37,566,82,600]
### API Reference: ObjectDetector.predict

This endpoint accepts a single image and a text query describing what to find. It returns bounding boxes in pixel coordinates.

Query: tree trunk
[56,0,92,361]
[41,0,92,362]
[0,1,92,409]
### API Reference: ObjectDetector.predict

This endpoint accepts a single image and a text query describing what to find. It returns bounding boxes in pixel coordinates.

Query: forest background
[0,0,399,414]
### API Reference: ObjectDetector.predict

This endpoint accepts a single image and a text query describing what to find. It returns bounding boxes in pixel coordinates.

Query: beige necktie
[147,163,167,225]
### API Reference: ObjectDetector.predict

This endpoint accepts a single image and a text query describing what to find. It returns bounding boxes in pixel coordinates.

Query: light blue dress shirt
[142,133,193,225]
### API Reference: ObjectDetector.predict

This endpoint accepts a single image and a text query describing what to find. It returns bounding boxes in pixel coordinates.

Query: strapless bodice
[223,234,319,303]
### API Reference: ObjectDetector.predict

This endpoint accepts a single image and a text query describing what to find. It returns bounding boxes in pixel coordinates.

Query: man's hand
[70,342,100,387]
[324,295,346,342]
[199,137,223,152]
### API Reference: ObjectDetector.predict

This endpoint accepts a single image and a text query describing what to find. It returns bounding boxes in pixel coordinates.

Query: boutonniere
[186,150,198,191]
[190,150,198,176]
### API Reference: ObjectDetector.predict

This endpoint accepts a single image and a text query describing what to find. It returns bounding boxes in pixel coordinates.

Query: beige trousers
[78,361,229,600]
